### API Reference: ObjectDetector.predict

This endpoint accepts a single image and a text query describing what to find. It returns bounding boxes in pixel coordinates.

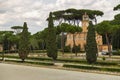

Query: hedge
[30,50,47,53]
[5,59,54,66]
[63,64,120,72]
[112,52,120,55]
[1,55,119,66]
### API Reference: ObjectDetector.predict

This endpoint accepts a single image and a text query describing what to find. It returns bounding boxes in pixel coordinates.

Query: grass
[63,64,120,72]
[0,54,120,74]
[4,59,54,66]
[1,55,120,67]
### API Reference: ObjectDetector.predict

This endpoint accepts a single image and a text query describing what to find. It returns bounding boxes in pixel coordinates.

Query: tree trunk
[61,32,64,56]
[73,19,75,25]
[94,16,97,25]
[77,20,79,26]
[73,34,77,56]
[2,52,4,61]
[22,59,25,62]
[59,19,63,25]
[42,40,45,56]
[105,33,112,57]
[94,16,99,57]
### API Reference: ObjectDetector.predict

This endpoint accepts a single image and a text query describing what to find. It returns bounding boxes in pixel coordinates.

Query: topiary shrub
[64,45,71,52]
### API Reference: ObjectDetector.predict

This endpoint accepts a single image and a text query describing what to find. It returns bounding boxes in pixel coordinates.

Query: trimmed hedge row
[112,52,120,55]
[2,55,119,66]
[57,58,119,66]
[5,59,54,66]
[0,50,47,54]
[63,64,120,72]
[30,50,47,53]
[3,55,52,61]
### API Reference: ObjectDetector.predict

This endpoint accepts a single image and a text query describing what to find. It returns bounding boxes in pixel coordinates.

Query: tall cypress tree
[86,21,98,64]
[46,12,58,60]
[18,22,30,62]
[112,28,120,50]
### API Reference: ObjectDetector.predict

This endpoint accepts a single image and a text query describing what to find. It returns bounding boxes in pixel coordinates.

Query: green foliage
[3,55,119,66]
[46,12,58,60]
[112,50,120,55]
[18,22,30,62]
[56,35,62,49]
[11,26,23,34]
[112,27,120,50]
[64,45,71,52]
[96,21,112,35]
[72,45,80,53]
[52,9,103,22]
[102,57,106,61]
[0,31,18,51]
[112,4,120,50]
[63,64,120,72]
[33,28,48,50]
[29,36,39,50]
[5,59,54,66]
[114,4,120,11]
[11,26,23,29]
[86,21,98,64]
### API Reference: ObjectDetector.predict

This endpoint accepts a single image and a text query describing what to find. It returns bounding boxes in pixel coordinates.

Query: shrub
[72,45,80,53]
[63,64,100,70]
[64,45,71,52]
[102,57,106,61]
[30,50,47,53]
[63,64,120,72]
[5,59,54,66]
[2,55,119,66]
[112,50,120,55]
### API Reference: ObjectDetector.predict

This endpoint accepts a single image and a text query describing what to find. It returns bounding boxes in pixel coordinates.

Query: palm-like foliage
[52,9,103,25]
[114,4,120,11]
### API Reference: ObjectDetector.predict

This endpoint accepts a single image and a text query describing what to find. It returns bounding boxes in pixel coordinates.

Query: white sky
[0,0,119,34]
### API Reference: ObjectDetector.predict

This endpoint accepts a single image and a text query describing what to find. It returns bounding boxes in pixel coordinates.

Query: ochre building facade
[66,13,109,52]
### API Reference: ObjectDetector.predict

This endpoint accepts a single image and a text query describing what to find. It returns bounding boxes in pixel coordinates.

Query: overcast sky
[0,0,119,34]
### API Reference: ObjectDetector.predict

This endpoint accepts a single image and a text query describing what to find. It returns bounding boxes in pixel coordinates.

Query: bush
[2,55,119,66]
[112,50,120,55]
[5,59,54,66]
[63,64,120,72]
[64,45,71,52]
[63,64,100,70]
[30,50,47,53]
[26,61,54,66]
[72,45,80,53]
[1,50,18,53]
[102,57,106,61]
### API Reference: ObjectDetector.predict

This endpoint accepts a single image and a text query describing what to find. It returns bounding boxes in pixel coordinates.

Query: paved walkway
[0,63,120,80]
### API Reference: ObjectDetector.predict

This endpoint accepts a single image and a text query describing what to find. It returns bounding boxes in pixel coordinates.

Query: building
[66,13,109,52]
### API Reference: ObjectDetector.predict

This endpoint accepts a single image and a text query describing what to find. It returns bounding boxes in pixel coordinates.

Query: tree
[46,12,58,60]
[86,21,98,64]
[66,24,82,56]
[114,4,120,11]
[52,9,103,25]
[112,26,120,50]
[18,22,30,62]
[11,26,23,34]
[112,4,120,50]
[0,31,17,60]
[51,9,103,55]
[58,23,69,55]
[96,21,114,56]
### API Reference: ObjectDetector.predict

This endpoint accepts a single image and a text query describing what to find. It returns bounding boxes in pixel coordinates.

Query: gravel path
[0,63,119,80]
